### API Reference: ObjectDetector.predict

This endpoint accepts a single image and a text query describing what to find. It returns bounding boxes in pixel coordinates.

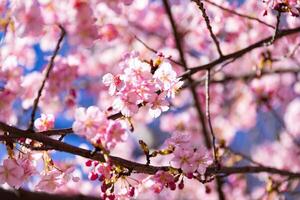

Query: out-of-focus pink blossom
[0,158,25,189]
[284,98,300,135]
[35,169,62,192]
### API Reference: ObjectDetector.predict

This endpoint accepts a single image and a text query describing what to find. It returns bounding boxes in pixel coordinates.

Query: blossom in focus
[192,147,213,175]
[170,146,197,174]
[104,121,127,150]
[72,106,108,139]
[34,113,55,131]
[102,73,123,95]
[150,170,175,193]
[154,62,177,90]
[148,92,169,118]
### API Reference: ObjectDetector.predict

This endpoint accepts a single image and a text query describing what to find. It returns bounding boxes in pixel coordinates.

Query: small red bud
[205,185,211,194]
[98,174,105,182]
[85,160,92,167]
[101,183,108,193]
[168,181,176,190]
[128,186,135,197]
[187,173,193,179]
[108,194,115,200]
[178,180,184,190]
[88,172,98,181]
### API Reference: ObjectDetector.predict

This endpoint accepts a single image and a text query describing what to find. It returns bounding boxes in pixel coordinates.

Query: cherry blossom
[72,106,108,139]
[1,0,300,199]
[34,113,55,131]
[150,171,176,193]
[0,158,25,189]
[171,145,197,174]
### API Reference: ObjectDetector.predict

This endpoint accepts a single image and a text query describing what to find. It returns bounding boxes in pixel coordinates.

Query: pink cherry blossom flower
[34,113,55,131]
[104,121,127,150]
[192,147,213,175]
[95,163,111,180]
[150,170,175,193]
[148,92,169,118]
[154,62,177,90]
[171,146,197,174]
[167,80,184,98]
[124,58,152,81]
[17,154,37,181]
[113,91,139,117]
[11,0,45,38]
[61,166,80,184]
[35,169,63,192]
[0,158,25,189]
[102,73,123,95]
[72,106,108,139]
[164,132,191,147]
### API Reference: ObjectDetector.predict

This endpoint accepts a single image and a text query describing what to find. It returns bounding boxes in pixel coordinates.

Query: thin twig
[28,25,66,130]
[266,11,281,45]
[204,0,275,29]
[134,35,182,66]
[179,26,300,79]
[205,69,217,162]
[193,0,223,57]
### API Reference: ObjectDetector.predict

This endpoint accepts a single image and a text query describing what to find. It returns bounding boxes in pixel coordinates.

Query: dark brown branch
[40,128,73,136]
[193,0,223,57]
[189,67,300,87]
[205,69,217,161]
[267,11,281,45]
[28,26,66,130]
[163,1,223,198]
[0,188,100,200]
[179,26,300,80]
[162,0,188,70]
[162,0,212,148]
[204,0,275,29]
[1,122,300,180]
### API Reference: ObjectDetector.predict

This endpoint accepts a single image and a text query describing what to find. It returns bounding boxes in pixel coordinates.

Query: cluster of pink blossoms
[263,0,300,16]
[0,156,36,189]
[0,153,78,192]
[102,52,183,118]
[35,166,79,193]
[72,106,128,150]
[170,142,213,175]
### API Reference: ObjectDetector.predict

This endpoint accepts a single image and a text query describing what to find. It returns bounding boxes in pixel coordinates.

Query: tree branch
[204,0,275,29]
[192,0,223,57]
[0,188,100,200]
[1,122,300,182]
[28,26,66,130]
[179,26,300,80]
